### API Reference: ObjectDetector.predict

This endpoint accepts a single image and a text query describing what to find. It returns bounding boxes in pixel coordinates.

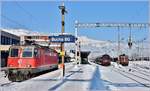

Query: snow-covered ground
[0,71,10,86]
[0,61,150,91]
[130,61,150,69]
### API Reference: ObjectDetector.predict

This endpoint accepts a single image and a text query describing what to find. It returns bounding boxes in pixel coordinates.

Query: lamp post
[59,2,67,77]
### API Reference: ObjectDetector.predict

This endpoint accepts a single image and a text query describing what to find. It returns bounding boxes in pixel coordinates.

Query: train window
[34,49,38,57]
[22,47,33,57]
[10,48,19,57]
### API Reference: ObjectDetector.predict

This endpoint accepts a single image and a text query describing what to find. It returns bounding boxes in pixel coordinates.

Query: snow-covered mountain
[1,28,149,58]
[65,36,127,57]
[1,28,45,36]
[65,36,149,58]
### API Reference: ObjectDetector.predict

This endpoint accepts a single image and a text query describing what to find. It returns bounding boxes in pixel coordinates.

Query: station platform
[0,63,109,91]
[1,62,149,91]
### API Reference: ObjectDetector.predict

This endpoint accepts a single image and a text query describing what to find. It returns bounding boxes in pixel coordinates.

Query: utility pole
[149,1,150,61]
[128,24,132,49]
[59,2,67,77]
[75,20,78,65]
[75,22,149,62]
[137,41,140,60]
[117,26,120,62]
[79,41,81,65]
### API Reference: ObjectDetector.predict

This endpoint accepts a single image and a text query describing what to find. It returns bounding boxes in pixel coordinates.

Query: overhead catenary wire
[14,2,33,18]
[2,1,42,32]
[1,14,31,30]
[14,1,46,32]
[14,1,38,31]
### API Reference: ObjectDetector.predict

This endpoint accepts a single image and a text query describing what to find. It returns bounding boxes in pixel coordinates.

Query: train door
[40,48,45,65]
[34,48,41,66]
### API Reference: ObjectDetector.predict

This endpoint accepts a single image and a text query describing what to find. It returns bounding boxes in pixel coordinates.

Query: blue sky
[1,1,149,41]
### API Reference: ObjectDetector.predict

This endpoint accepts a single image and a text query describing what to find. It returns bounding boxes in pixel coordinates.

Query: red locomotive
[6,44,59,81]
[118,54,129,66]
[95,54,111,66]
[100,54,111,66]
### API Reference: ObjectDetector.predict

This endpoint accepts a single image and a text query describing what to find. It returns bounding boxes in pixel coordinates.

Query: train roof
[9,44,53,50]
[119,54,128,56]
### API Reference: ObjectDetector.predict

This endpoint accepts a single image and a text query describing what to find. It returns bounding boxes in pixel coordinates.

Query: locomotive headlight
[9,64,13,67]
[26,64,31,68]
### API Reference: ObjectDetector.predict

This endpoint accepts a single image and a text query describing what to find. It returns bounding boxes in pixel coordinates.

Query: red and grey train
[118,54,129,66]
[6,44,59,81]
[95,54,111,66]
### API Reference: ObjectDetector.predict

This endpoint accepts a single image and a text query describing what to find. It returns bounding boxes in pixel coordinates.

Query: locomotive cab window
[34,49,39,57]
[22,47,33,57]
[10,48,19,57]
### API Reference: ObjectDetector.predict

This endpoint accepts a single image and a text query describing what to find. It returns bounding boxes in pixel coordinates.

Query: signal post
[59,3,67,77]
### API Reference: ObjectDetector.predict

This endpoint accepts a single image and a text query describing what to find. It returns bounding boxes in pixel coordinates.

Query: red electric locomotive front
[6,45,59,81]
[118,54,129,66]
[100,54,111,66]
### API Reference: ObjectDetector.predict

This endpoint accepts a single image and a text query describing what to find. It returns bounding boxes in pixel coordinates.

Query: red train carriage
[95,54,111,66]
[100,54,111,66]
[118,54,129,66]
[6,45,59,81]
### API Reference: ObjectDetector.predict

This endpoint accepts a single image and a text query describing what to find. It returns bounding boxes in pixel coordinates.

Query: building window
[1,36,5,44]
[8,37,10,45]
[5,37,8,45]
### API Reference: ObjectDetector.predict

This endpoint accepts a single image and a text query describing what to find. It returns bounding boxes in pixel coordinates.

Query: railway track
[134,63,150,70]
[0,70,56,87]
[0,82,16,87]
[120,68,150,81]
[132,63,150,74]
[130,66,150,77]
[0,63,74,87]
[0,68,59,87]
[113,67,150,88]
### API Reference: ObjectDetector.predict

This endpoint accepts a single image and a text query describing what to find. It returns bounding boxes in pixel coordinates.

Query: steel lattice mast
[75,22,150,62]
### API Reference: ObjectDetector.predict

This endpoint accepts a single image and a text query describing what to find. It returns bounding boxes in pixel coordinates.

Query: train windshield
[22,47,33,57]
[10,48,19,57]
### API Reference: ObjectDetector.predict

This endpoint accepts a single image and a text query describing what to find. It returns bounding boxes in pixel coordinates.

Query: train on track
[118,54,129,66]
[95,54,111,66]
[5,44,59,82]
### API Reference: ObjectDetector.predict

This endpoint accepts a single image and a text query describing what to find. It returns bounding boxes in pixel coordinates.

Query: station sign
[49,35,75,43]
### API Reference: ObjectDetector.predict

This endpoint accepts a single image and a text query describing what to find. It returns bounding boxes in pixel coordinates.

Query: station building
[0,29,72,67]
[0,29,20,67]
[20,34,61,50]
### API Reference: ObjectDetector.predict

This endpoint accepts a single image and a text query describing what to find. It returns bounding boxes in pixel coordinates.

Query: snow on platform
[0,63,109,91]
[0,62,150,91]
[0,71,11,86]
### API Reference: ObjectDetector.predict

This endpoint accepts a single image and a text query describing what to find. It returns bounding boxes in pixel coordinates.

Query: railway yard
[1,1,150,91]
[0,61,150,91]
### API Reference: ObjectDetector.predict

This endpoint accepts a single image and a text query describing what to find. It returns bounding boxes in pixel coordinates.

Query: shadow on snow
[31,66,146,91]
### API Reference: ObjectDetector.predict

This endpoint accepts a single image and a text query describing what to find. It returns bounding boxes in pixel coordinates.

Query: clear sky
[1,1,149,41]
